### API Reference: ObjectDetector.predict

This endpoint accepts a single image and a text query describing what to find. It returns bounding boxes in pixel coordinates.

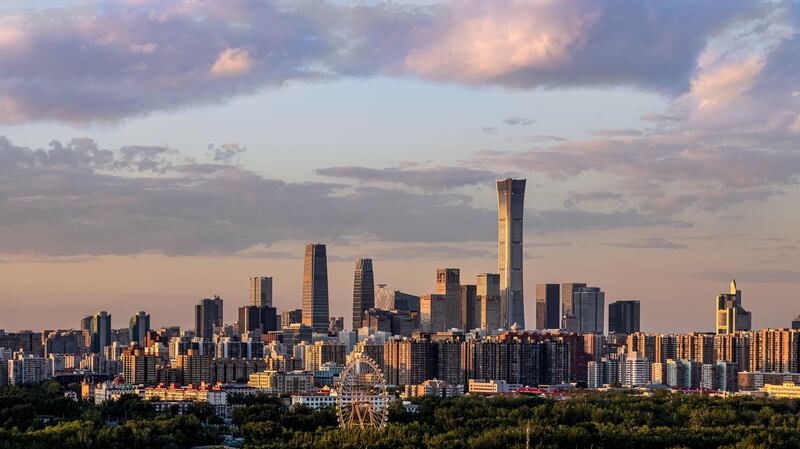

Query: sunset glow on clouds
[0,0,798,332]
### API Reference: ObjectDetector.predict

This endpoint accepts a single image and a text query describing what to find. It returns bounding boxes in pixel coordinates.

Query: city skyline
[0,0,799,333]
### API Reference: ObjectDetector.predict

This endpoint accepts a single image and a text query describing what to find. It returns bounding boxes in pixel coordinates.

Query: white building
[8,353,51,385]
[247,370,315,394]
[625,351,649,387]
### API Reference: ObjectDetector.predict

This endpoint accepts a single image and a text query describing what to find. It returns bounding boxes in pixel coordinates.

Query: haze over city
[1,0,799,333]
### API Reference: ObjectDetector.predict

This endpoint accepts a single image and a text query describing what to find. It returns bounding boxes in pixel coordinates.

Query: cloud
[605,238,688,250]
[316,164,501,191]
[481,126,499,135]
[0,136,686,257]
[210,48,253,77]
[502,117,535,126]
[0,0,770,123]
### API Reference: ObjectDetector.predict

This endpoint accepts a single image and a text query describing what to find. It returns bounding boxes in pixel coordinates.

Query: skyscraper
[572,286,605,334]
[420,294,446,332]
[477,273,501,332]
[497,178,526,329]
[436,268,461,330]
[560,282,587,318]
[715,280,752,335]
[128,311,150,346]
[352,258,375,330]
[302,243,329,332]
[608,300,640,335]
[535,284,560,330]
[249,277,273,307]
[90,311,111,353]
[793,315,800,330]
[460,284,478,331]
[195,296,223,340]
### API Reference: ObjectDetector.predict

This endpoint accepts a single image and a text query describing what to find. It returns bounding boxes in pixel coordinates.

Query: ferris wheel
[335,354,389,430]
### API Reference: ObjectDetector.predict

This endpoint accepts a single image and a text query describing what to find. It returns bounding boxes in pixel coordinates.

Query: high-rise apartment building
[535,284,560,330]
[459,285,478,331]
[302,243,329,332]
[249,277,273,307]
[420,294,447,332]
[497,178,526,329]
[90,311,111,353]
[572,286,605,334]
[477,273,501,332]
[128,311,150,346]
[121,344,157,385]
[195,296,223,340]
[608,300,640,335]
[436,268,461,330]
[716,280,752,334]
[352,258,375,330]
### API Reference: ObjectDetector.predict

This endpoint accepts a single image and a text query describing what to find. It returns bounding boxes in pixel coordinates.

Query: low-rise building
[467,379,522,394]
[247,370,315,394]
[762,382,800,399]
[404,379,464,398]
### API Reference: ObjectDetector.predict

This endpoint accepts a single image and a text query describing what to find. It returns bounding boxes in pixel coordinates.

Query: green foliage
[7,382,800,449]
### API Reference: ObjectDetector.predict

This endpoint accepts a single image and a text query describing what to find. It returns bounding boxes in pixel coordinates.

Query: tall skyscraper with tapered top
[497,178,526,329]
[302,243,329,332]
[352,258,375,329]
[249,277,273,307]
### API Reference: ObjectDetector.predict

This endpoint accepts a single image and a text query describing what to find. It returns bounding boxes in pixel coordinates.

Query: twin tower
[303,178,527,332]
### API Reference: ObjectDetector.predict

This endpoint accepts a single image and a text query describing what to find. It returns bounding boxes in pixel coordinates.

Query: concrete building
[250,276,273,307]
[716,280,751,335]
[460,285,478,331]
[560,283,587,321]
[467,379,522,394]
[195,297,223,340]
[302,243,330,332]
[7,353,50,385]
[90,311,112,353]
[420,294,447,333]
[535,284,560,330]
[573,286,605,334]
[352,258,375,330]
[436,268,461,330]
[247,370,315,394]
[497,178,526,329]
[129,311,150,347]
[121,344,157,385]
[608,300,640,335]
[477,273,501,332]
[624,351,649,386]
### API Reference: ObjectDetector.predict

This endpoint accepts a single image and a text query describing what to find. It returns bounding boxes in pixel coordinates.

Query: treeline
[3,382,800,448]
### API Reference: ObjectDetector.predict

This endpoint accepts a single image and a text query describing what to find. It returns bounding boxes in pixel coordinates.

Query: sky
[0,0,799,333]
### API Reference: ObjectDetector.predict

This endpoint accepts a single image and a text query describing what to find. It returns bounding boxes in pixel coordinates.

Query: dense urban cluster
[3,178,800,447]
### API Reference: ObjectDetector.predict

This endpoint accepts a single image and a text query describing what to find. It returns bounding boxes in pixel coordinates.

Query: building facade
[535,284,560,330]
[496,178,526,329]
[352,258,375,330]
[302,243,330,332]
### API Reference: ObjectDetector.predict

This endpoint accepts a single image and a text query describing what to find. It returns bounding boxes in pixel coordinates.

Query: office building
[281,309,303,328]
[249,276,273,307]
[716,280,752,334]
[560,283,587,319]
[793,316,800,330]
[477,273,501,332]
[375,285,420,313]
[195,297,223,340]
[420,294,446,333]
[302,243,329,332]
[352,258,375,330]
[436,268,461,330]
[572,286,605,334]
[90,311,112,353]
[608,300,640,335]
[460,284,478,331]
[128,311,150,346]
[535,284,560,330]
[497,178,526,329]
[238,305,278,335]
